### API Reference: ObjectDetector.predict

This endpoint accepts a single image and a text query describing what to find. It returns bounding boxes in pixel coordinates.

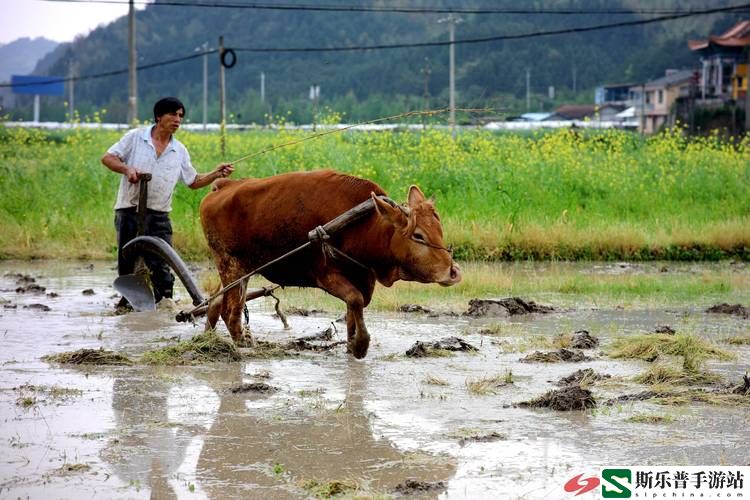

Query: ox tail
[122,236,205,306]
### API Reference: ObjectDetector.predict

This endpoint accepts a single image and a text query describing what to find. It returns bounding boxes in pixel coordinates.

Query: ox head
[371,186,462,287]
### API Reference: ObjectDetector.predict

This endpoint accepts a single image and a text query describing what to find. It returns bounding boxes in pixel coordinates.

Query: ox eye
[413,233,426,242]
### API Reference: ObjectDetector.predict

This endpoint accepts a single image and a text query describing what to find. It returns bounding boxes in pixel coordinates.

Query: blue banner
[10,75,65,96]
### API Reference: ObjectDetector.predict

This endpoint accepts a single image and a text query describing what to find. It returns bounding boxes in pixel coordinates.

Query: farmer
[102,96,234,309]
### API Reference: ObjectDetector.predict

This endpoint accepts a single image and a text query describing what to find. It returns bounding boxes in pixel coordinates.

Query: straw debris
[141,331,241,365]
[43,348,133,365]
[608,333,733,370]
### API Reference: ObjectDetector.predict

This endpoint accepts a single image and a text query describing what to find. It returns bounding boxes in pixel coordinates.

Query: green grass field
[1,124,748,261]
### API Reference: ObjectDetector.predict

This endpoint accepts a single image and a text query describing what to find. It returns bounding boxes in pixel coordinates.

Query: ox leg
[221,287,251,345]
[214,256,253,345]
[318,273,370,359]
[204,295,223,332]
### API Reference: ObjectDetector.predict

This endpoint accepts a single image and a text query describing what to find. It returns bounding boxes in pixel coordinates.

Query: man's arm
[189,163,234,189]
[102,153,140,184]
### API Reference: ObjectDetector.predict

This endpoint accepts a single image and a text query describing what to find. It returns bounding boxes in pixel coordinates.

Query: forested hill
[0,37,58,82]
[29,0,742,123]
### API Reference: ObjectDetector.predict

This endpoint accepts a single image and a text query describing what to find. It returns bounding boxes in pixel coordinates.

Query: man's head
[153,97,186,124]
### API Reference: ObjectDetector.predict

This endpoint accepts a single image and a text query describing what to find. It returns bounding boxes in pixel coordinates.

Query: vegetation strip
[2,126,748,261]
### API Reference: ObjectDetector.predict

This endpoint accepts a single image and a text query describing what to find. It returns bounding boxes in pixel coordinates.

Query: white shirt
[107,125,198,212]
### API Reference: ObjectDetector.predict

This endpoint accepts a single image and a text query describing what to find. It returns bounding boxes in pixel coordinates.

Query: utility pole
[68,61,75,122]
[260,72,265,103]
[421,58,431,129]
[640,83,646,134]
[219,36,226,158]
[572,65,577,94]
[746,47,750,133]
[127,0,137,126]
[438,14,462,138]
[201,42,208,131]
[526,68,531,112]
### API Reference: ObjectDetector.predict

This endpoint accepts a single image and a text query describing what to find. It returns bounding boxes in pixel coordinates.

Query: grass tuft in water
[608,333,733,370]
[300,479,359,498]
[725,334,750,345]
[140,330,241,365]
[625,413,676,424]
[651,391,750,407]
[633,362,722,386]
[465,372,513,396]
[423,375,450,386]
[43,348,133,365]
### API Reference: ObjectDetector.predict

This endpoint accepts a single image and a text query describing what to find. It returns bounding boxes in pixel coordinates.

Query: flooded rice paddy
[0,260,748,499]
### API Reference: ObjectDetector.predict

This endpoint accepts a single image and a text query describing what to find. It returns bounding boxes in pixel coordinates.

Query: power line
[38,0,750,16]
[3,2,748,89]
[0,50,216,89]
[229,3,750,52]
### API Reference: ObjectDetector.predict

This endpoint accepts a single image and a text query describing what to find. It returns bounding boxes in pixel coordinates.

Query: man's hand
[215,163,234,178]
[126,166,140,184]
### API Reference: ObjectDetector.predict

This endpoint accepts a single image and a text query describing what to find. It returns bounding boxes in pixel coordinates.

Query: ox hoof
[348,335,370,359]
[236,334,256,349]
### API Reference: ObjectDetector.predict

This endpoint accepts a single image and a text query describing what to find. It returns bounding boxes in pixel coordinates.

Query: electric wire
[3,2,747,89]
[38,0,750,16]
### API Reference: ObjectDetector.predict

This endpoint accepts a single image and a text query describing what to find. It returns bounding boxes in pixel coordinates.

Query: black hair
[153,97,186,123]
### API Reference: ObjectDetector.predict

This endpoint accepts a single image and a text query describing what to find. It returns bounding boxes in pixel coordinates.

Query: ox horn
[121,236,205,306]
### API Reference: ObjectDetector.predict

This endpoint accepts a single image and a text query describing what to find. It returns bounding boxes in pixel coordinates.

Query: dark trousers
[115,208,174,303]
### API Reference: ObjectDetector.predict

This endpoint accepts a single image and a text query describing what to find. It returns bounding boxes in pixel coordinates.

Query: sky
[0,0,147,45]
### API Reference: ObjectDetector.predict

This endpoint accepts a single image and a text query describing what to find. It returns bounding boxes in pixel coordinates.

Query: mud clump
[24,303,51,312]
[8,273,36,284]
[230,382,277,394]
[731,374,750,396]
[399,304,433,314]
[557,368,610,386]
[393,479,447,496]
[520,348,592,363]
[16,284,46,294]
[458,431,507,447]
[43,348,133,365]
[519,385,596,411]
[464,297,554,318]
[81,289,95,296]
[284,306,325,316]
[405,336,478,358]
[246,328,346,358]
[569,330,599,349]
[284,327,346,352]
[706,303,750,319]
[653,325,676,335]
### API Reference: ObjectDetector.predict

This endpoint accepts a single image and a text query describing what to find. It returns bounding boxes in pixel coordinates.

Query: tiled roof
[643,70,694,89]
[689,20,750,50]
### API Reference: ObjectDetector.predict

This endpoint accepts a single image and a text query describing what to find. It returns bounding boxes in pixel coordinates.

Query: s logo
[564,473,601,496]
[601,469,632,498]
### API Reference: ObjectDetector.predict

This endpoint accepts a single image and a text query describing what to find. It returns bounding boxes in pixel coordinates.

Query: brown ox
[200,169,462,358]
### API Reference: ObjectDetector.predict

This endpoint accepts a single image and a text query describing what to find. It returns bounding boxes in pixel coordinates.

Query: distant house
[547,104,625,121]
[508,112,553,122]
[629,70,695,134]
[595,83,637,105]
[689,20,750,101]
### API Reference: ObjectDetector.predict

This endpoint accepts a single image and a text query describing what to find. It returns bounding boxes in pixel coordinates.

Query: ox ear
[372,192,402,223]
[407,185,426,207]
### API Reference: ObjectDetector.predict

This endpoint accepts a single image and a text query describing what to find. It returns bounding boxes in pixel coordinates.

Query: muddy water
[0,261,748,499]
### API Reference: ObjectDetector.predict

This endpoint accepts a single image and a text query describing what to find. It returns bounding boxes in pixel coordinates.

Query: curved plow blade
[113,273,156,312]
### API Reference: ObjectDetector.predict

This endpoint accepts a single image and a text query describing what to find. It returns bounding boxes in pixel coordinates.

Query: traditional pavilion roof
[689,20,750,51]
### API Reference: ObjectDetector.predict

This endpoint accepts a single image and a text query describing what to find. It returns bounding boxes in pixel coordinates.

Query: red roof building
[689,20,750,100]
